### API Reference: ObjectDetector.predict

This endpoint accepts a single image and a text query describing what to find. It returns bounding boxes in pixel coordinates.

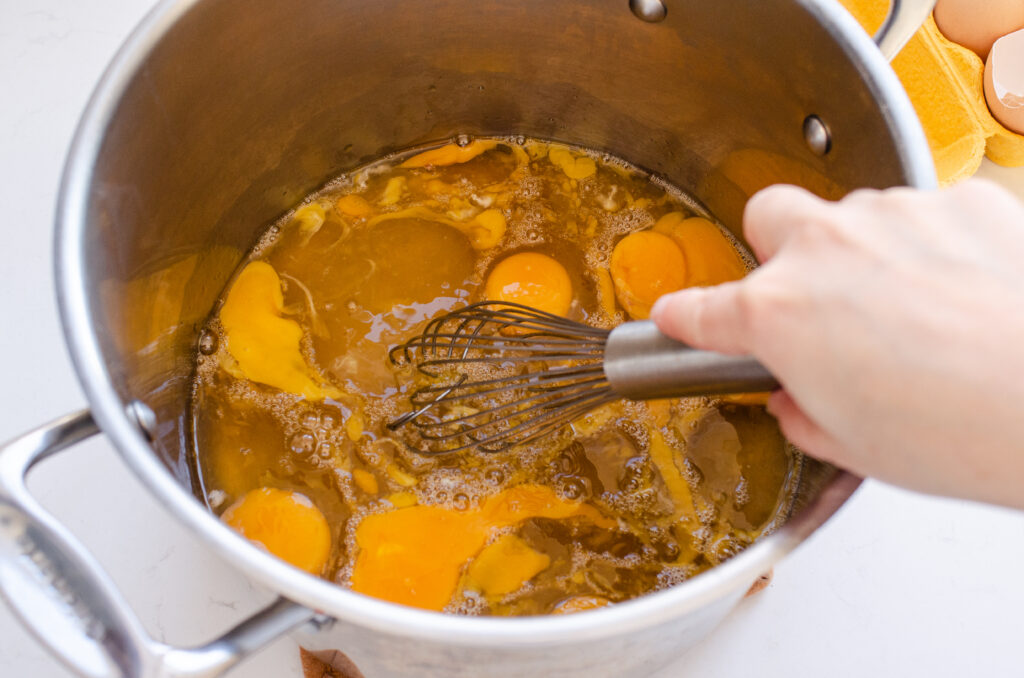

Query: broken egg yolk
[551,595,612,614]
[222,487,332,574]
[653,213,748,288]
[548,145,597,180]
[219,261,339,400]
[464,534,551,599]
[335,194,374,218]
[350,484,613,611]
[366,205,506,251]
[609,230,688,319]
[400,140,499,168]
[484,252,573,316]
[193,137,797,616]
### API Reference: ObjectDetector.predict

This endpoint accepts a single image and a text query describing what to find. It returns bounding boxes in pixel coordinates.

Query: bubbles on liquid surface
[321,411,340,430]
[198,330,218,355]
[734,476,750,509]
[557,476,589,501]
[297,408,319,429]
[190,134,798,617]
[290,432,316,456]
[619,457,652,493]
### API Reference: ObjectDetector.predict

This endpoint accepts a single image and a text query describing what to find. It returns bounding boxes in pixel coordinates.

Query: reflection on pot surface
[190,137,802,616]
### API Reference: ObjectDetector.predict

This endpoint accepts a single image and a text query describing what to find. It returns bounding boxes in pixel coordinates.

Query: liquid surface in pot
[189,137,800,616]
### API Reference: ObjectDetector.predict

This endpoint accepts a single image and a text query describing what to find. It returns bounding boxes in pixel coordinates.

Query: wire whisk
[388,301,777,454]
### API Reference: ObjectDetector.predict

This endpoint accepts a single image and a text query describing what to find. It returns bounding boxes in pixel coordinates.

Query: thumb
[650,282,753,355]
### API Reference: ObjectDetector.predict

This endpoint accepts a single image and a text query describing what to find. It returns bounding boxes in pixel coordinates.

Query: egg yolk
[653,213,748,288]
[464,209,508,250]
[551,595,612,614]
[379,176,406,205]
[400,140,498,168]
[484,252,573,316]
[548,145,597,180]
[219,261,339,400]
[292,203,326,237]
[367,205,506,251]
[647,428,697,524]
[221,487,332,574]
[464,534,551,599]
[350,484,613,611]
[336,194,374,218]
[720,392,772,406]
[609,230,687,319]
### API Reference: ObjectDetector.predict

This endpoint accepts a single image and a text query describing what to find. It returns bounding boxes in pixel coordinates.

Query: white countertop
[3,2,1024,677]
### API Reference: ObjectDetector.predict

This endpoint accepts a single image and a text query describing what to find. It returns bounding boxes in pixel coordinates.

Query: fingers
[766,391,844,464]
[652,184,835,353]
[650,283,753,354]
[744,184,831,263]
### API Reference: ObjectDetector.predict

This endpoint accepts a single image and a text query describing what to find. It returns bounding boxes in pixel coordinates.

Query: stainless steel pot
[0,1,936,676]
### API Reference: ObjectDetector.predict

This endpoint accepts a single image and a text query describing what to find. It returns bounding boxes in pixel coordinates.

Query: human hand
[651,179,1024,510]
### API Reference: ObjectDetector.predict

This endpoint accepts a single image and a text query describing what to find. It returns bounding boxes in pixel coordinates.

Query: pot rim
[55,0,930,647]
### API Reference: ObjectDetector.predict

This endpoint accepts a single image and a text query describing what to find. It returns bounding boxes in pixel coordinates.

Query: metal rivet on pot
[803,115,832,156]
[126,400,157,442]
[630,0,667,23]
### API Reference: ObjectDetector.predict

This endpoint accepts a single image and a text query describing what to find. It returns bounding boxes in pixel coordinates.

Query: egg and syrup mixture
[190,138,801,616]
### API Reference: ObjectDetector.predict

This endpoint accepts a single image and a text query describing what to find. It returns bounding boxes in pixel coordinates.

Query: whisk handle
[604,321,778,400]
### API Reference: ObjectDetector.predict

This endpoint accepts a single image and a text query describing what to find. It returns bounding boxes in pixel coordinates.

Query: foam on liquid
[189,137,800,616]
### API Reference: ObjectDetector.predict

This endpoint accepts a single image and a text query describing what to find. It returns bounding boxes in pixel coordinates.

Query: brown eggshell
[300,648,366,678]
[984,28,1024,135]
[934,0,1024,58]
[744,569,774,598]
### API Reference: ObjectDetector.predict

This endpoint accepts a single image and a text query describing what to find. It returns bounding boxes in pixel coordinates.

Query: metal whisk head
[387,302,617,454]
[387,302,778,454]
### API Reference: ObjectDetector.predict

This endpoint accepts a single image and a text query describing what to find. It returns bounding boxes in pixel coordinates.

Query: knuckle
[793,213,843,249]
[843,187,881,206]
[879,186,919,203]
[687,289,717,344]
[746,185,814,229]
[875,195,923,233]
[741,275,799,336]
[733,283,766,336]
[748,184,802,211]
[844,187,913,222]
[743,191,781,239]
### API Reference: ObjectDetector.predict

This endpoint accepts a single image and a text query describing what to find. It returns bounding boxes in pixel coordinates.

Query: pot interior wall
[82,0,904,491]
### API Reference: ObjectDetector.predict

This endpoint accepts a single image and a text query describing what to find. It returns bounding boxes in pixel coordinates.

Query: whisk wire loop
[388,301,777,455]
[388,301,615,454]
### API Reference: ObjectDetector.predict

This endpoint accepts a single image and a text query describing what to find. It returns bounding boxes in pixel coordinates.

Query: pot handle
[873,0,937,61]
[0,410,321,678]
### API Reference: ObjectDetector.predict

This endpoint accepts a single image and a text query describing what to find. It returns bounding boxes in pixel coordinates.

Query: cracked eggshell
[985,28,1024,135]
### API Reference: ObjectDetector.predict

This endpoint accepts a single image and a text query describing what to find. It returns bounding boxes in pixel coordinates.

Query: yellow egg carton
[841,0,1024,185]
